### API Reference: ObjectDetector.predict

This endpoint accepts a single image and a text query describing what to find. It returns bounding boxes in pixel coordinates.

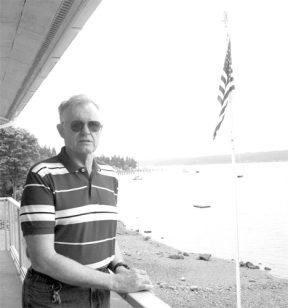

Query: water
[117,162,288,280]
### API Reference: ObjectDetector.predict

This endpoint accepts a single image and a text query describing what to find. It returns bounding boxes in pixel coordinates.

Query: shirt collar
[57,147,99,173]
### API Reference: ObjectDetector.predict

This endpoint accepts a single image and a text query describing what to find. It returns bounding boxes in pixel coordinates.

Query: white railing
[0,197,29,281]
[0,197,170,308]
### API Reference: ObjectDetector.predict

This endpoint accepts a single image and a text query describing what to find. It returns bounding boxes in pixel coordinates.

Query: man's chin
[77,145,96,155]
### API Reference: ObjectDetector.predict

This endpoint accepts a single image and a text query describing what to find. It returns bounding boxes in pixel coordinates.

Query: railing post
[13,205,17,250]
[17,208,22,270]
[10,203,14,250]
[7,198,12,250]
[3,199,7,250]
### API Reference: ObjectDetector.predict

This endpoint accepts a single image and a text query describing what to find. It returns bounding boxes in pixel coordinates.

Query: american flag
[213,39,235,139]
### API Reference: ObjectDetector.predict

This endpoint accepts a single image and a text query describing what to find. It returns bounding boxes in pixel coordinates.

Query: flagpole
[221,11,242,308]
[228,92,242,308]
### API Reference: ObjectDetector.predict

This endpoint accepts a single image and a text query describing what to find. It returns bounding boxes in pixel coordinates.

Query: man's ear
[57,124,64,139]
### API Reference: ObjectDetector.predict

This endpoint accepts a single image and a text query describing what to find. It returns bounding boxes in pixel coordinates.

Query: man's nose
[80,123,90,134]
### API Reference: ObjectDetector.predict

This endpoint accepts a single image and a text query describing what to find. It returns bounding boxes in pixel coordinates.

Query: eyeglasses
[63,121,103,133]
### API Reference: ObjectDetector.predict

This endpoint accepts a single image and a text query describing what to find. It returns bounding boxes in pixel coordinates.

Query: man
[20,94,152,307]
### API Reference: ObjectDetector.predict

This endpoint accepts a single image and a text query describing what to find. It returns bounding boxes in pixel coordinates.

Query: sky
[15,0,288,162]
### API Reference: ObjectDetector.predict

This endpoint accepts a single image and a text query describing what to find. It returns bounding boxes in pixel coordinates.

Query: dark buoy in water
[193,205,211,209]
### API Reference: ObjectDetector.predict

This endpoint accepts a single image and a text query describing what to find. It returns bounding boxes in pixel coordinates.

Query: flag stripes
[213,39,235,139]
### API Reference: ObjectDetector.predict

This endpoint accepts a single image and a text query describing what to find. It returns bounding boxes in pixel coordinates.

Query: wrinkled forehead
[60,102,101,122]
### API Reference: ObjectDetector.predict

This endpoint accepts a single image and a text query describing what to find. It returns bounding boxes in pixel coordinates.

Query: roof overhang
[0,0,102,126]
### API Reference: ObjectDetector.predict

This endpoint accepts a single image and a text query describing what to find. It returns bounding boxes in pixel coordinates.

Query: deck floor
[0,250,22,308]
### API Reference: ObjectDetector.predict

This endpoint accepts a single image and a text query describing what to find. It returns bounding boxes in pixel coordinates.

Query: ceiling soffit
[0,0,102,125]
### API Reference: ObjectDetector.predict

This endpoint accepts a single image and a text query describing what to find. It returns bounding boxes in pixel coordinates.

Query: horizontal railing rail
[0,197,170,308]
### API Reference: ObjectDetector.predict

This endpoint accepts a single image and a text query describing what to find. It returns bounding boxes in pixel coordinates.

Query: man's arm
[25,234,153,293]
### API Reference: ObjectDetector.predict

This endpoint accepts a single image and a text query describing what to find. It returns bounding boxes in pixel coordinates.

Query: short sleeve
[20,166,55,236]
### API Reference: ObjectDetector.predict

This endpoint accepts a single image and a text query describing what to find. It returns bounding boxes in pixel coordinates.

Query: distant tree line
[151,150,288,166]
[96,155,137,170]
[0,127,56,200]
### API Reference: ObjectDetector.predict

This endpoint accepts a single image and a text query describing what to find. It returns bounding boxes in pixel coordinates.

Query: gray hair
[58,94,100,120]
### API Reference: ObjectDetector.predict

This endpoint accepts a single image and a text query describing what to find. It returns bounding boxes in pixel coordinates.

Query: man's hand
[112,267,153,293]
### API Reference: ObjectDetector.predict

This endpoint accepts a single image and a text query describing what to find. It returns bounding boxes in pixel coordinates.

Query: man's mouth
[79,140,92,143]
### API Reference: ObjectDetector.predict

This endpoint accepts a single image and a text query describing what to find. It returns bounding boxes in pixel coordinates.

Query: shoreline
[117,221,288,308]
[120,220,287,281]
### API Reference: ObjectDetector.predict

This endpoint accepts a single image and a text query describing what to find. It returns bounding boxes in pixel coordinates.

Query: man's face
[58,102,102,157]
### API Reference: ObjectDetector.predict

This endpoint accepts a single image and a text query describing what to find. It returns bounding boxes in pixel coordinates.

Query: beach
[117,221,288,308]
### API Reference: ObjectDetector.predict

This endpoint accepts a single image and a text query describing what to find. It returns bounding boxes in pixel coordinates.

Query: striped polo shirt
[20,147,118,269]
